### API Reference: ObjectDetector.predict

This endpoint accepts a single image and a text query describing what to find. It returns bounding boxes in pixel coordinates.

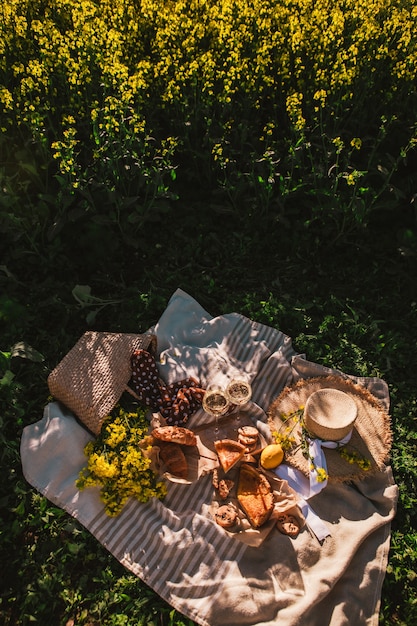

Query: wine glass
[225,379,252,424]
[225,379,252,406]
[202,385,230,436]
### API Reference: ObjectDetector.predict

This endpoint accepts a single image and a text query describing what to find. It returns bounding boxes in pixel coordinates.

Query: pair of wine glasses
[202,379,252,418]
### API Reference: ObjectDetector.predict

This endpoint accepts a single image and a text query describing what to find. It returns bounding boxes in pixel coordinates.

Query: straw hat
[268,375,393,483]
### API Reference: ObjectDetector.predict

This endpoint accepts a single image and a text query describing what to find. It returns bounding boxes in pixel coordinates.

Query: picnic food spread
[21,289,397,626]
[48,341,394,538]
[134,405,304,535]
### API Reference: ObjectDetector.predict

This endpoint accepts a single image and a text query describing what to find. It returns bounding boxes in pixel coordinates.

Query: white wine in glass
[202,386,230,435]
[226,379,252,406]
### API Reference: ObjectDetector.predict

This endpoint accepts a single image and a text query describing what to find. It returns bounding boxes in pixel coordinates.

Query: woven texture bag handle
[48,331,156,435]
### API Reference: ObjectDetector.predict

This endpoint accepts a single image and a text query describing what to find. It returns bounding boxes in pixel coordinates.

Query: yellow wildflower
[315,467,329,483]
[350,137,362,150]
[76,406,167,516]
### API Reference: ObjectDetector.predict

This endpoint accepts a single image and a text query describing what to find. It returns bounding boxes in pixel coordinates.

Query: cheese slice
[214,439,247,473]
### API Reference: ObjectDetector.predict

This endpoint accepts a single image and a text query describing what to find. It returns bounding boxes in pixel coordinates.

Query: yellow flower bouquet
[76,406,167,516]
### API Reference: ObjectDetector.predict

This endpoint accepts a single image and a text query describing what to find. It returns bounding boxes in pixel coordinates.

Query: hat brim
[268,375,393,483]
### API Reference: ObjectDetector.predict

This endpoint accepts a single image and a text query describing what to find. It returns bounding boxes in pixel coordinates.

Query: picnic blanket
[20,289,398,626]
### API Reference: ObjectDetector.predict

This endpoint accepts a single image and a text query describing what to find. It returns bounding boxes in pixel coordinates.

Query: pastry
[239,440,258,453]
[151,426,197,446]
[276,513,301,538]
[218,478,234,500]
[238,426,259,438]
[238,433,258,445]
[237,426,259,451]
[215,504,239,529]
[214,439,247,473]
[212,467,220,489]
[242,453,257,465]
[237,464,274,528]
[158,442,188,479]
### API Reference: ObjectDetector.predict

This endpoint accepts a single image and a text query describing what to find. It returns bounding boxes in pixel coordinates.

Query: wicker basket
[48,331,156,435]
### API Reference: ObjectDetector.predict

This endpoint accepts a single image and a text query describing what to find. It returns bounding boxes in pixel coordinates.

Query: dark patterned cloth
[130,349,205,425]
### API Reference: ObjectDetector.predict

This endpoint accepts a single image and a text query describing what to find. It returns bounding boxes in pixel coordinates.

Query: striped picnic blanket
[21,289,398,626]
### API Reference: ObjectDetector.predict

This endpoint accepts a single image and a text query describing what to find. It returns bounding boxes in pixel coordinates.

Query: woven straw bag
[48,331,156,435]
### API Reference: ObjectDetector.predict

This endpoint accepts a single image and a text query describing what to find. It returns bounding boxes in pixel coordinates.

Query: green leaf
[66,542,81,555]
[0,369,14,386]
[86,308,100,325]
[14,499,25,516]
[72,284,96,306]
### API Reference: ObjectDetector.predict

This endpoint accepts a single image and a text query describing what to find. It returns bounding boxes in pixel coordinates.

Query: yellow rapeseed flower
[1,0,416,187]
[0,87,13,110]
[76,406,167,516]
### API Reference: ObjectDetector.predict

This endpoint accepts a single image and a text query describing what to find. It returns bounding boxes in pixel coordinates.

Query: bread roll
[152,426,197,446]
[158,442,188,479]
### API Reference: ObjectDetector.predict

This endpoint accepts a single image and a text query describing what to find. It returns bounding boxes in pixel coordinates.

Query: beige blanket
[20,289,398,626]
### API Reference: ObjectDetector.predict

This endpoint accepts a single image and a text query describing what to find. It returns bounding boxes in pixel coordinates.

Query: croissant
[158,442,188,479]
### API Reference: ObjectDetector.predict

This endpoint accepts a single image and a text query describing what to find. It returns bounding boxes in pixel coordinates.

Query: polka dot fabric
[130,350,205,425]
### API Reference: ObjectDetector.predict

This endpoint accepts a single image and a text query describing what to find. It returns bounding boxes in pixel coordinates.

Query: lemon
[260,444,284,469]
